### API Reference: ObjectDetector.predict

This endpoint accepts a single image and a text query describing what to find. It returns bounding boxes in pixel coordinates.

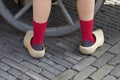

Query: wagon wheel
[0,0,105,36]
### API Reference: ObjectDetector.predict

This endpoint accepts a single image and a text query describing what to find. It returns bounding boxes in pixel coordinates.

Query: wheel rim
[0,0,105,36]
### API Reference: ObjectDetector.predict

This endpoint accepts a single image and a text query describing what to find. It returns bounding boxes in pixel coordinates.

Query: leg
[33,0,51,23]
[77,0,104,54]
[77,0,95,46]
[77,0,94,21]
[32,0,52,49]
[23,0,52,58]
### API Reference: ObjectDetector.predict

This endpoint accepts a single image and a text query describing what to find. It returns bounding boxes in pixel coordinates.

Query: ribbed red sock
[80,19,95,43]
[31,20,47,46]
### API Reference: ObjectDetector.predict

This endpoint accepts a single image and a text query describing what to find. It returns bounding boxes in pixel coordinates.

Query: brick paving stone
[64,51,83,61]
[56,38,77,49]
[45,41,66,54]
[63,57,78,65]
[92,52,114,68]
[117,77,120,80]
[92,43,111,58]
[72,56,96,71]
[0,77,5,80]
[1,51,24,63]
[73,66,97,80]
[0,62,11,71]
[40,57,56,67]
[110,64,120,78]
[17,74,31,80]
[37,62,61,75]
[1,58,28,73]
[90,64,114,80]
[8,68,22,77]
[52,69,77,80]
[6,42,24,53]
[63,37,79,45]
[45,52,52,58]
[1,36,23,47]
[0,42,14,53]
[54,65,66,72]
[56,42,75,52]
[41,70,55,79]
[12,51,39,64]
[108,43,120,54]
[0,69,16,80]
[106,33,120,45]
[85,79,92,80]
[25,70,48,80]
[109,54,120,66]
[20,61,42,73]
[45,38,59,44]
[49,56,73,68]
[102,75,116,80]
[46,47,65,57]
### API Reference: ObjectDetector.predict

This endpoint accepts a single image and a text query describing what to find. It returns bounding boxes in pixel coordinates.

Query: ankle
[32,44,43,51]
[81,40,93,47]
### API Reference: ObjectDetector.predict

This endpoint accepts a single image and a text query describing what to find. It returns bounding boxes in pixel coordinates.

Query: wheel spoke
[14,0,32,20]
[58,0,74,25]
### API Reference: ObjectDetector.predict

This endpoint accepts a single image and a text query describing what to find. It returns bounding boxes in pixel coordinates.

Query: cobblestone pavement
[0,0,120,80]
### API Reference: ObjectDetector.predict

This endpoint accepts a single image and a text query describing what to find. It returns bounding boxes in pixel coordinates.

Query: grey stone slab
[1,58,28,73]
[0,62,11,71]
[20,61,42,73]
[110,64,120,78]
[73,66,97,80]
[73,57,97,71]
[26,70,48,80]
[109,43,120,54]
[8,68,22,77]
[37,62,61,75]
[102,75,116,80]
[109,53,120,66]
[0,69,16,80]
[90,64,114,80]
[92,43,111,58]
[53,69,77,80]
[92,52,114,68]
[41,70,55,79]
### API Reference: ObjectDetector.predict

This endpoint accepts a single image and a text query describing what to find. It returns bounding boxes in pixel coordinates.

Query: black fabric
[32,44,43,51]
[81,40,93,47]
[52,0,57,3]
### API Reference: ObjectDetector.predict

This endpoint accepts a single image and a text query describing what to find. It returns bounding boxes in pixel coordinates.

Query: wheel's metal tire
[0,0,105,37]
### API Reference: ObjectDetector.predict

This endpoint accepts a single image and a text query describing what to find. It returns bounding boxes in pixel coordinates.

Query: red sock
[80,19,95,43]
[31,20,47,46]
